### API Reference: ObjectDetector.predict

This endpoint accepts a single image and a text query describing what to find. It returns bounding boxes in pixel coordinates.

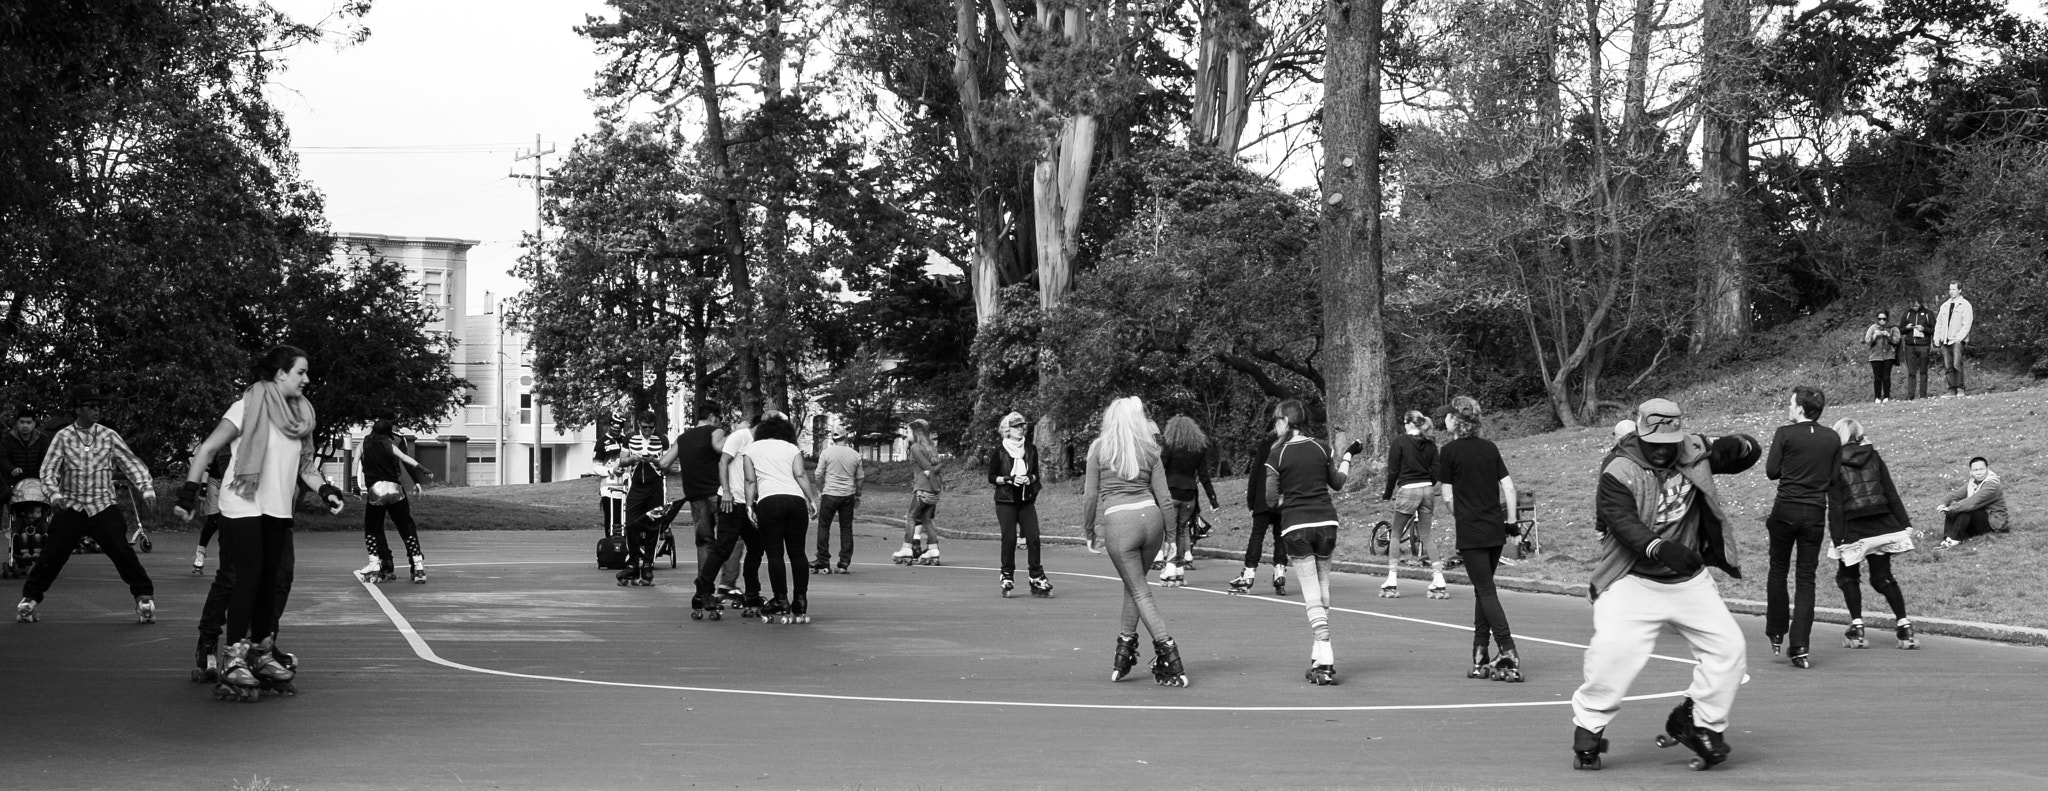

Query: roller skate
[1179,553,1197,572]
[212,639,261,702]
[759,596,791,624]
[1653,698,1731,770]
[135,596,155,625]
[1765,632,1783,656]
[1571,725,1609,770]
[1028,574,1053,598]
[1379,573,1401,598]
[1110,633,1140,682]
[1491,647,1525,683]
[790,594,810,624]
[191,546,206,575]
[1427,566,1450,599]
[191,634,220,683]
[1157,562,1185,588]
[739,594,765,619]
[689,593,723,621]
[1149,548,1167,571]
[1467,645,1493,679]
[892,543,916,566]
[251,637,296,695]
[15,597,35,623]
[1272,569,1288,597]
[616,564,640,586]
[1151,637,1188,687]
[1843,620,1868,649]
[717,586,745,611]
[835,561,850,574]
[1304,640,1337,686]
[1896,620,1918,649]
[1227,568,1255,595]
[917,544,942,566]
[998,570,1015,598]
[353,555,395,584]
[410,555,427,584]
[810,557,831,575]
[1789,647,1811,669]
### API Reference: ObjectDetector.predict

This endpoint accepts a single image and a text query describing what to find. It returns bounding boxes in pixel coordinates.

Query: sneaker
[1935,538,1960,551]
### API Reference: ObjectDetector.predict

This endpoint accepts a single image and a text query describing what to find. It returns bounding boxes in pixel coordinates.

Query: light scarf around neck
[999,412,1028,460]
[231,380,317,497]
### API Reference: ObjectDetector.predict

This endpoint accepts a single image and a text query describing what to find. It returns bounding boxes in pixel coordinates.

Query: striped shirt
[40,423,154,517]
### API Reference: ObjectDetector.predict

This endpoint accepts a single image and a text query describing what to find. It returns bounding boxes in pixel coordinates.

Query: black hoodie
[1827,442,1910,545]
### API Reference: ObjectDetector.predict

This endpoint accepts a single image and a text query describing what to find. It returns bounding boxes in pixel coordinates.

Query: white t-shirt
[743,439,806,501]
[719,427,754,499]
[217,396,307,519]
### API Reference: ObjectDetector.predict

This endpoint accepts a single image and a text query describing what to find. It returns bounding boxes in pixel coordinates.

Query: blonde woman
[1080,397,1187,687]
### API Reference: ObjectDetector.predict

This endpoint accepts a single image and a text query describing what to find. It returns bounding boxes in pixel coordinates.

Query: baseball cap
[1635,398,1685,444]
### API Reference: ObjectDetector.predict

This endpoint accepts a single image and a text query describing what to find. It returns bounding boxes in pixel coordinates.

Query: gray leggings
[1102,504,1172,641]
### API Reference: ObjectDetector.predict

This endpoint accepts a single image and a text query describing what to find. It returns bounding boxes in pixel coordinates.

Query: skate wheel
[1654,735,1678,748]
[690,611,704,621]
[708,611,720,620]
[1574,756,1602,771]
[1688,758,1709,771]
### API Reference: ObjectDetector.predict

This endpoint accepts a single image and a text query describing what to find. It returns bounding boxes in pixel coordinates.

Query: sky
[269,0,611,314]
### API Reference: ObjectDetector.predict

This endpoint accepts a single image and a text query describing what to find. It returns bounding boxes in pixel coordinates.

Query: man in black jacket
[1570,398,1760,771]
[1900,296,1936,400]
[1763,385,1839,668]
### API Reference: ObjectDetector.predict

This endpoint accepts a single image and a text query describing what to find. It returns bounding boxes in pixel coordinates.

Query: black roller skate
[1572,725,1609,770]
[1467,645,1494,680]
[689,594,723,621]
[999,570,1015,598]
[759,596,791,624]
[1789,647,1811,669]
[1896,620,1918,649]
[638,565,654,586]
[1843,621,1867,649]
[1028,574,1053,598]
[739,594,765,619]
[1110,633,1140,682]
[1653,698,1731,770]
[1766,632,1783,656]
[191,634,220,683]
[1151,637,1188,687]
[810,557,831,575]
[790,594,810,624]
[835,561,850,575]
[616,565,637,586]
[718,587,745,611]
[1272,571,1288,597]
[212,639,261,703]
[1491,647,1525,683]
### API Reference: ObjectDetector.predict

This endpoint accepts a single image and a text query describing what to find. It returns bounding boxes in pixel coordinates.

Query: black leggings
[1870,360,1894,400]
[363,497,423,569]
[220,515,293,646]
[1836,554,1908,621]
[1460,545,1515,652]
[754,494,809,602]
[996,501,1042,575]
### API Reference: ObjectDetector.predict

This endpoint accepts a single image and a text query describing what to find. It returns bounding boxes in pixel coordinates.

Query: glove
[319,483,346,514]
[1344,441,1365,457]
[1647,538,1703,577]
[175,481,204,520]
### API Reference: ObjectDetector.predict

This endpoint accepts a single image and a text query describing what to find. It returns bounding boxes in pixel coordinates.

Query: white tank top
[743,439,806,500]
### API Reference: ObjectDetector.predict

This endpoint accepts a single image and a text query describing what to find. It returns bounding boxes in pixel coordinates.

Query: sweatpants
[996,501,1042,576]
[754,494,809,602]
[21,505,154,603]
[1102,504,1171,640]
[1572,572,1746,734]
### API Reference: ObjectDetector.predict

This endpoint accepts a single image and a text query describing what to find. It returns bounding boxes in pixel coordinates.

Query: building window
[519,393,532,425]
[466,456,497,464]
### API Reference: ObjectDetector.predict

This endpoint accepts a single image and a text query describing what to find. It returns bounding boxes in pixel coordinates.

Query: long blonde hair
[1093,396,1160,480]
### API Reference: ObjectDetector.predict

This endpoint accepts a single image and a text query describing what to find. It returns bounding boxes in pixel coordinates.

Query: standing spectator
[742,412,817,623]
[661,407,727,587]
[1262,398,1362,686]
[1763,385,1839,669]
[1863,310,1900,403]
[1936,456,2007,549]
[812,427,863,574]
[986,411,1047,597]
[1933,281,1974,397]
[1568,397,1760,771]
[1230,429,1289,596]
[1437,396,1524,682]
[16,386,159,625]
[1900,296,1936,400]
[595,419,625,533]
[1826,418,1919,651]
[1159,415,1219,586]
[1380,410,1445,599]
[893,419,944,566]
[1079,396,1186,687]
[352,418,434,584]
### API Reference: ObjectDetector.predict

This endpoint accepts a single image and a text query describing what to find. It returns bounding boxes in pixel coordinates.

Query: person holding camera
[1900,296,1936,399]
[1864,310,1900,403]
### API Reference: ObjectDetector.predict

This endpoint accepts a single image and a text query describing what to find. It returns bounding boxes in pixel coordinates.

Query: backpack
[1839,460,1890,519]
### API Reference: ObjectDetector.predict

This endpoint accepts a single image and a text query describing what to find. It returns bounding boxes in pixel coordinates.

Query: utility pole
[511,134,554,485]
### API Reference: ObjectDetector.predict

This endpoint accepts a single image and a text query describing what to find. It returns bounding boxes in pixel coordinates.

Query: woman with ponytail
[1436,396,1524,682]
[176,345,346,702]
[1261,399,1363,686]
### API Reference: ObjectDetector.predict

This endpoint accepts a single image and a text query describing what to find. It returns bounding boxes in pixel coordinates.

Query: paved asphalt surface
[5,520,2045,790]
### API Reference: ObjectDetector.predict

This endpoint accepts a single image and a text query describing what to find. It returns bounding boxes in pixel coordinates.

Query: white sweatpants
[1571,571,1746,734]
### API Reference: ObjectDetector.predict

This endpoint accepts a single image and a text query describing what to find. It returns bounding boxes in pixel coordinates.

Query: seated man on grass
[1936,456,2006,550]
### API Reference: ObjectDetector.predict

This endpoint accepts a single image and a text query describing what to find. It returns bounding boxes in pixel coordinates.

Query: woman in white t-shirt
[174,345,346,701]
[742,412,817,623]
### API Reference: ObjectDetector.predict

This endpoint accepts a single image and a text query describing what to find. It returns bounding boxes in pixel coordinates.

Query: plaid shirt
[40,423,154,517]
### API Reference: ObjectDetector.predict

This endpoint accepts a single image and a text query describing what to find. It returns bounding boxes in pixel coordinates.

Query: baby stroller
[651,499,692,569]
[3,478,52,578]
[1505,490,1540,562]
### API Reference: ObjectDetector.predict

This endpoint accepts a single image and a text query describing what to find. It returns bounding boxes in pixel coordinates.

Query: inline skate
[1653,698,1731,770]
[212,639,261,702]
[1028,574,1053,598]
[1843,620,1867,649]
[1896,620,1918,649]
[1571,725,1609,770]
[689,593,723,621]
[1110,633,1140,682]
[1151,637,1188,687]
[251,636,296,695]
[998,570,1015,598]
[616,564,640,586]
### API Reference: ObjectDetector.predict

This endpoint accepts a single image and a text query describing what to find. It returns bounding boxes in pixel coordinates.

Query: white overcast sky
[269,0,610,314]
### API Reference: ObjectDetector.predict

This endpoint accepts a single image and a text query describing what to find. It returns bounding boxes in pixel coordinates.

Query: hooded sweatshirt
[1589,432,1760,600]
[1827,442,1910,545]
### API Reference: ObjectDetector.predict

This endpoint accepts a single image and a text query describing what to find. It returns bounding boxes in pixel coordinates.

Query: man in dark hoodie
[1570,398,1760,771]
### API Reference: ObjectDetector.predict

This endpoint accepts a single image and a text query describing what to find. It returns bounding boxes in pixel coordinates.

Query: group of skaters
[1860,281,1977,402]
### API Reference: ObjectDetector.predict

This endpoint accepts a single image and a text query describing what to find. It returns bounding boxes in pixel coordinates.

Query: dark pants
[1460,545,1515,652]
[754,494,808,602]
[1940,341,1967,393]
[363,497,422,570]
[1836,554,1907,622]
[197,512,221,548]
[996,501,1042,576]
[1765,503,1826,652]
[200,518,293,640]
[1170,497,1201,560]
[1869,360,1894,400]
[21,505,154,603]
[219,515,294,645]
[1901,343,1932,399]
[1944,509,1990,541]
[814,494,857,565]
[694,503,761,598]
[689,496,719,569]
[621,488,662,569]
[1242,511,1288,568]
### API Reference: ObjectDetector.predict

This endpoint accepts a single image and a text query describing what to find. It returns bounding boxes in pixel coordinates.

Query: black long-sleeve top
[1381,433,1439,500]
[1160,447,1216,503]
[361,434,428,488]
[1766,421,1840,510]
[1245,434,1277,513]
[984,445,1042,504]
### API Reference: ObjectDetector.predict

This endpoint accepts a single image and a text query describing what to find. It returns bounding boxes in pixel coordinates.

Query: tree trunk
[1318,0,1390,475]
[1032,115,1099,311]
[1694,0,1752,352]
[760,1,792,412]
[955,0,1004,326]
[694,37,762,420]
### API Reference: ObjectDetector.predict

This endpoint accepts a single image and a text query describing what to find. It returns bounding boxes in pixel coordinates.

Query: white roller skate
[891,543,916,566]
[16,597,36,623]
[1157,562,1185,588]
[191,546,206,575]
[1305,640,1338,686]
[1896,620,1918,649]
[1427,567,1450,599]
[352,555,392,584]
[1379,573,1401,598]
[1228,568,1256,595]
[917,544,942,566]
[999,571,1015,598]
[135,596,155,625]
[410,555,427,584]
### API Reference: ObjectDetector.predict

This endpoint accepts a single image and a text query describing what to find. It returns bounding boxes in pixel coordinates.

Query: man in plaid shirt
[16,386,159,624]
